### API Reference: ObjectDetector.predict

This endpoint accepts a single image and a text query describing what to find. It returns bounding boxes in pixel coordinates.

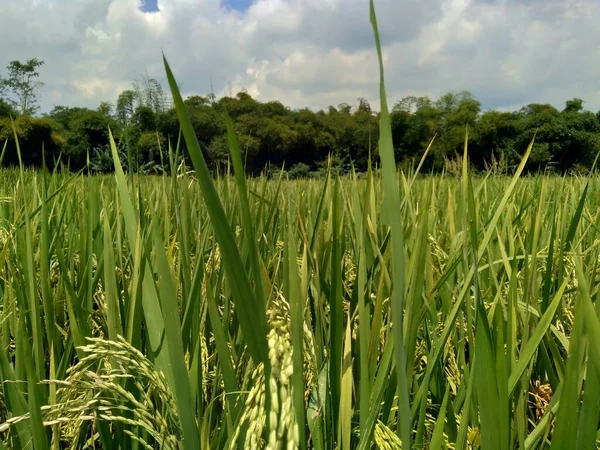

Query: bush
[0,99,15,118]
[65,110,119,171]
[287,162,311,179]
[137,131,166,164]
[0,116,64,167]
[89,142,128,173]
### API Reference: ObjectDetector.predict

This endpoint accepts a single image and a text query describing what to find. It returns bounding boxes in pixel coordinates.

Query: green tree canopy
[0,58,45,116]
[3,63,600,177]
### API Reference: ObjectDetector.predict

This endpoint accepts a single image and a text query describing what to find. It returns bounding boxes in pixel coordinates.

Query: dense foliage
[2,62,600,175]
[1,144,600,449]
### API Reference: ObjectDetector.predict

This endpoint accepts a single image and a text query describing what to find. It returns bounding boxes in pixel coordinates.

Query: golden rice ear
[374,420,403,450]
[230,291,314,450]
[24,337,182,449]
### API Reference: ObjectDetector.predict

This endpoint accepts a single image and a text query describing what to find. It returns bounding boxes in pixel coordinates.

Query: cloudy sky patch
[0,0,598,114]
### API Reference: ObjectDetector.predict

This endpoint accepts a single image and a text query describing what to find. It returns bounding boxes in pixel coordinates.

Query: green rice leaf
[163,55,269,368]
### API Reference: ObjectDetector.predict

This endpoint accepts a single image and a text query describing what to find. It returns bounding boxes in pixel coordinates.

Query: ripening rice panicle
[59,337,180,448]
[302,318,317,405]
[427,234,449,273]
[530,380,553,422]
[230,292,314,450]
[0,226,13,254]
[205,244,222,278]
[200,332,210,397]
[443,338,461,396]
[342,249,356,299]
[0,336,182,449]
[374,420,403,450]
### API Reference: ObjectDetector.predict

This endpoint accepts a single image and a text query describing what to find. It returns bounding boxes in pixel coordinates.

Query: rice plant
[1,2,600,449]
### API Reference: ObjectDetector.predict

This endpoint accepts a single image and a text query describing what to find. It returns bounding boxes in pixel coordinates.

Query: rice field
[1,139,600,449]
[2,4,600,449]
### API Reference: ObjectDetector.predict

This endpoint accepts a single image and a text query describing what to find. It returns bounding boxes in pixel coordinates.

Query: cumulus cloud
[0,0,599,114]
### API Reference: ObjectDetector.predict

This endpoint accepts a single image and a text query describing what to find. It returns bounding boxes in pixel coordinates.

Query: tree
[116,90,136,124]
[215,91,259,119]
[512,102,600,171]
[433,91,481,164]
[46,107,119,170]
[0,58,45,116]
[391,96,440,166]
[184,95,210,109]
[0,80,6,104]
[337,103,352,115]
[237,114,298,171]
[98,101,114,117]
[8,80,600,175]
[261,100,288,118]
[288,162,311,179]
[132,105,156,132]
[137,131,166,168]
[564,98,584,114]
[292,108,336,168]
[116,76,170,126]
[357,98,372,114]
[351,98,378,167]
[133,75,169,113]
[473,110,521,169]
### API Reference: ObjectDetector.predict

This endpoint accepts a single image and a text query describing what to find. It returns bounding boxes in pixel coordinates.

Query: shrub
[287,162,311,179]
[65,109,119,171]
[137,131,166,164]
[0,99,15,118]
[0,115,64,167]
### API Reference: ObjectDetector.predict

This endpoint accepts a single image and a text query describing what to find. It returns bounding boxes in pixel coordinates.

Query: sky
[0,0,599,115]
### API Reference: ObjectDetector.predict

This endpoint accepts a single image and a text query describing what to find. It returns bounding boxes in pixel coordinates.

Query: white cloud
[0,0,599,114]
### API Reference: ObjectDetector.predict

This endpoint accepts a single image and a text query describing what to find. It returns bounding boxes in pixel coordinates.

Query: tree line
[2,58,600,176]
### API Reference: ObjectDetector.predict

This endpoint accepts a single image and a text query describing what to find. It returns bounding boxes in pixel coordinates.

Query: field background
[1,162,600,448]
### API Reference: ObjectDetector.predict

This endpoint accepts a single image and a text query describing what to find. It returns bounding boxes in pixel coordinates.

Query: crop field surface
[1,164,600,449]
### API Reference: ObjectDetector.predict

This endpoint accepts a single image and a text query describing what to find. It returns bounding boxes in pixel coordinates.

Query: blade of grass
[163,55,269,368]
[370,2,411,446]
[109,129,200,449]
[102,215,123,342]
[285,208,307,450]
[474,300,505,450]
[508,277,568,395]
[339,309,353,450]
[17,317,49,450]
[430,386,450,450]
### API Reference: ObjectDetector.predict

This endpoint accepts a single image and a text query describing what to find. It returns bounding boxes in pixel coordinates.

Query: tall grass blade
[163,55,269,367]
[370,1,412,446]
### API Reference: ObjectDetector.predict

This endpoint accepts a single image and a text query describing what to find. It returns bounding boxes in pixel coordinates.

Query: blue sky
[221,0,254,12]
[140,0,159,13]
[141,0,254,13]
